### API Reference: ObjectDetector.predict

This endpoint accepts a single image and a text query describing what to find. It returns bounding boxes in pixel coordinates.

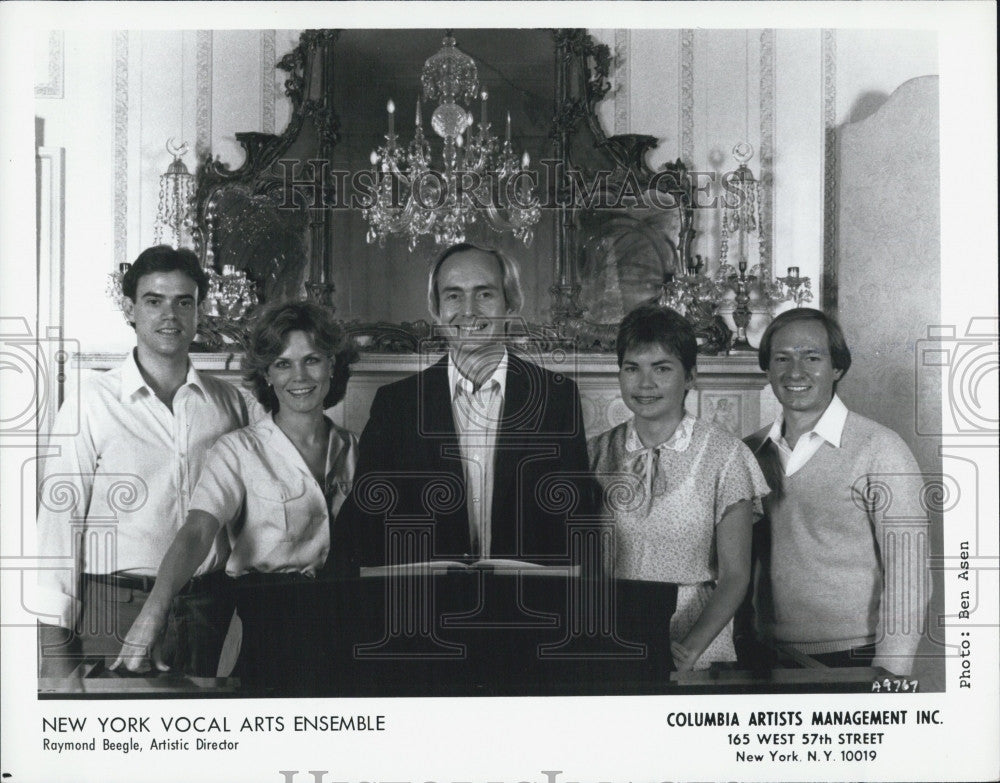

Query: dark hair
[122,245,209,305]
[757,307,852,384]
[616,304,698,376]
[243,300,356,413]
[426,242,523,318]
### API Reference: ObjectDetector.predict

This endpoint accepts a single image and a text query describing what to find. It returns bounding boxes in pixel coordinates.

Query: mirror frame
[193,29,696,353]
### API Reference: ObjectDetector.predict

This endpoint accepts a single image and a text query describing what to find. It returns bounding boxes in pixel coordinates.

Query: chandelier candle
[363,32,541,248]
[521,153,531,202]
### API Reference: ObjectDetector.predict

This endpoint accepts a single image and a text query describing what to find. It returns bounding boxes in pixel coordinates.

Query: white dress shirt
[189,414,358,577]
[765,394,849,476]
[35,351,252,629]
[448,350,508,558]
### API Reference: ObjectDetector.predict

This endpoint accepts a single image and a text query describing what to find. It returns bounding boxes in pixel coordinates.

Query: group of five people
[36,242,929,681]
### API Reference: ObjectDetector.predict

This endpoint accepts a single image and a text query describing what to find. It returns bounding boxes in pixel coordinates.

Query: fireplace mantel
[75,351,777,440]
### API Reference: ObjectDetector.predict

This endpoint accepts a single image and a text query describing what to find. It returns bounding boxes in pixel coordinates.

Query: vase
[717,300,772,350]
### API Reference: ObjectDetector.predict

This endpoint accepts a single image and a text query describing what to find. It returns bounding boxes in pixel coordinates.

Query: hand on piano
[110,604,170,674]
[671,640,699,672]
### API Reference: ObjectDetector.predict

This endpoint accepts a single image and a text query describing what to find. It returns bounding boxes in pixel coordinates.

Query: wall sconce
[106,262,131,313]
[154,139,196,249]
[776,266,814,307]
[717,142,765,350]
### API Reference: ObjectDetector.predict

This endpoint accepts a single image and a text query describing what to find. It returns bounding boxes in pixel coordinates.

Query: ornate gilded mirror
[193,29,697,352]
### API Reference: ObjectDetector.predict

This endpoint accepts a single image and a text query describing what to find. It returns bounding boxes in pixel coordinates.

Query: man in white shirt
[36,246,251,678]
[334,243,596,570]
[742,308,930,675]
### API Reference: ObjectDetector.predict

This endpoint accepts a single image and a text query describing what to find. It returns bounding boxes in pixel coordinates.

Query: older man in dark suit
[334,243,596,571]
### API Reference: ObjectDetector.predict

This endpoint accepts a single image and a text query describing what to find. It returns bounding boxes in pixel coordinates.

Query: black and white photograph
[1,2,997,782]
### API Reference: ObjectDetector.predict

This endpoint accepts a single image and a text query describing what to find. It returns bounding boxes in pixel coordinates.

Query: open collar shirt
[35,350,251,629]
[447,349,508,559]
[189,414,358,577]
[765,394,849,476]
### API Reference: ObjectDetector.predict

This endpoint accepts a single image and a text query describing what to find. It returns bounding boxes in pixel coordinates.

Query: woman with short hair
[588,304,769,671]
[113,300,358,675]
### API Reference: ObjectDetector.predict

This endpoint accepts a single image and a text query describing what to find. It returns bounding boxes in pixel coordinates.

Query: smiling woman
[616,305,698,446]
[588,304,771,672]
[267,331,333,415]
[112,301,359,681]
[242,300,356,420]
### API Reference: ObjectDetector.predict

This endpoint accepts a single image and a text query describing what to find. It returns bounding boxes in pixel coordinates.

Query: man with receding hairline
[334,242,596,571]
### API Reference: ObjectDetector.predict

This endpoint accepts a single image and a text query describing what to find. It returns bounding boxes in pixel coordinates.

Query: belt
[84,570,227,596]
[233,571,317,589]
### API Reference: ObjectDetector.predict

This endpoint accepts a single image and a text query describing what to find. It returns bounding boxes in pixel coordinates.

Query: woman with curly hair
[113,300,358,675]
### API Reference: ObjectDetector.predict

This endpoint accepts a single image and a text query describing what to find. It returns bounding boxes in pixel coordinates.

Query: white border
[2,3,997,783]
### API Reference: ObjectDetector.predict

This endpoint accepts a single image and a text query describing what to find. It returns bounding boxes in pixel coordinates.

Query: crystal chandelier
[363,33,541,250]
[153,139,197,248]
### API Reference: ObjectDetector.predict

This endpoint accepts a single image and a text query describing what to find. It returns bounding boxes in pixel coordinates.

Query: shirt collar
[448,348,508,401]
[257,412,281,439]
[120,349,203,401]
[261,412,339,474]
[119,350,148,399]
[625,412,696,454]
[766,393,849,449]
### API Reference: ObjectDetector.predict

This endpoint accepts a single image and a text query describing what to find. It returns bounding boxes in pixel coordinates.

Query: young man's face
[123,270,199,360]
[766,319,843,420]
[434,249,509,351]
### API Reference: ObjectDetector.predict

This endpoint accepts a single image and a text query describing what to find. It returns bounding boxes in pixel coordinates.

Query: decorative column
[353,524,465,659]
[549,31,584,322]
[302,31,339,308]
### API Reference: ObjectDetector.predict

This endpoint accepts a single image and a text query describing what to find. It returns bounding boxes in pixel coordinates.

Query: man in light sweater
[742,308,929,675]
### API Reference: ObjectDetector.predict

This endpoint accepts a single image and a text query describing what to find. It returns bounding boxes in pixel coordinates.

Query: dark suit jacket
[331,352,599,573]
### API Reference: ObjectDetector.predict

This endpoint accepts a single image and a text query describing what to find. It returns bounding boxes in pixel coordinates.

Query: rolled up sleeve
[35,394,94,629]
